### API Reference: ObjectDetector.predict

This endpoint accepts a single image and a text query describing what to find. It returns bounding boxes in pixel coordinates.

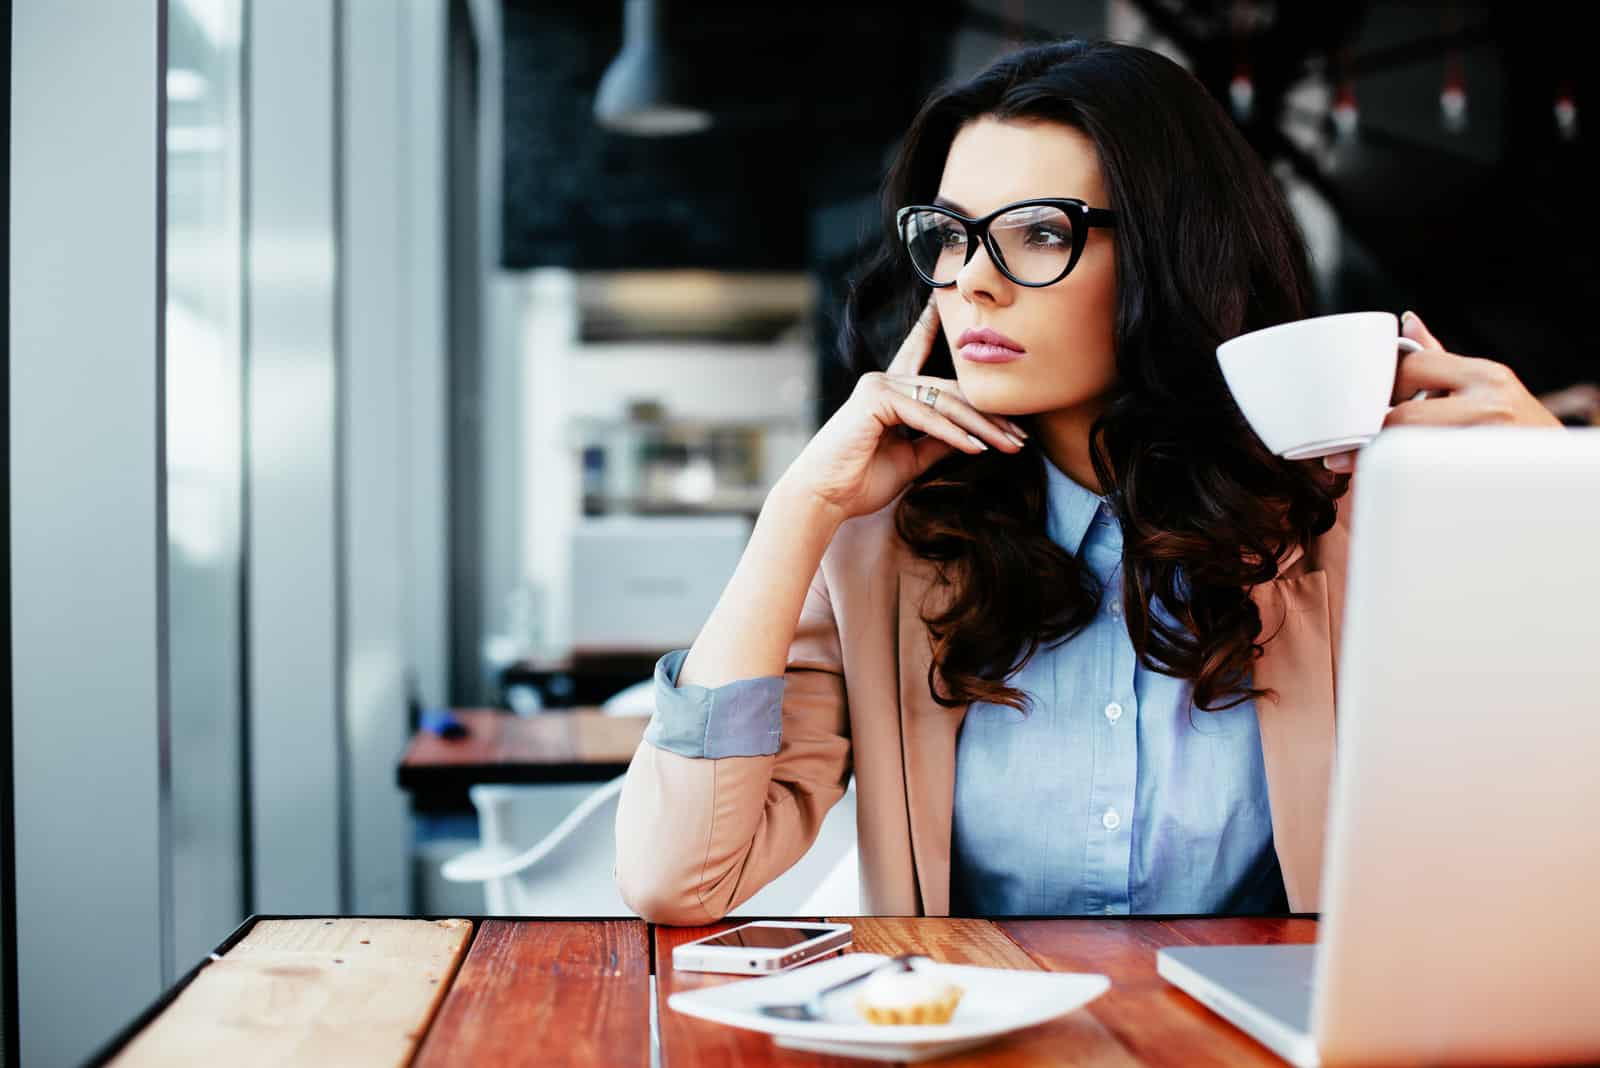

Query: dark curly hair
[839,39,1349,713]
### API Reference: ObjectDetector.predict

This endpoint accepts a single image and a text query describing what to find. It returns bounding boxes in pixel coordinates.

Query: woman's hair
[839,38,1348,713]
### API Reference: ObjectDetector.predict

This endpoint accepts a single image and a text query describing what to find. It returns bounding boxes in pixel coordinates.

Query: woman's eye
[1024,225,1069,247]
[938,227,966,248]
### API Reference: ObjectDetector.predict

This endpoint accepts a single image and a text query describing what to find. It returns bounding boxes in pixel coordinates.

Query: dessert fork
[756,953,926,1022]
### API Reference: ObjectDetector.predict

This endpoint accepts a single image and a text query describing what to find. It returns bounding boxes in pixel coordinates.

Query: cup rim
[1217,311,1400,363]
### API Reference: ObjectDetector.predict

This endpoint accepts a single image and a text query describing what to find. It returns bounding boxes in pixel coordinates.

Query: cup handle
[1391,336,1438,407]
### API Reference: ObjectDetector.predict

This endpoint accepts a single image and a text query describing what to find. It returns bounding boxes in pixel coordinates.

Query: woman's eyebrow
[932,194,968,213]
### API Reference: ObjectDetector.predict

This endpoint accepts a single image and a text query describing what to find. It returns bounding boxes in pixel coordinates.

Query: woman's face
[931,117,1118,418]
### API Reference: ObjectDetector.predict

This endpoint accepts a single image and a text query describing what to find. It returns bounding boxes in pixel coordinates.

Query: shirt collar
[1042,451,1113,555]
[1037,452,1311,579]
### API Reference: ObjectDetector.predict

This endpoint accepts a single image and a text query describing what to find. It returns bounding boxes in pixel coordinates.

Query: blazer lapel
[897,564,965,916]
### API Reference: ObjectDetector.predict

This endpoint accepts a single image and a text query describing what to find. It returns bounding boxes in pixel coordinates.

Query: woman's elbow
[613,862,722,926]
[614,746,728,923]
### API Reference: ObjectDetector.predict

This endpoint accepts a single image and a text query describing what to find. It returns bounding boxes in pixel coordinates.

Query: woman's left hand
[1322,310,1562,473]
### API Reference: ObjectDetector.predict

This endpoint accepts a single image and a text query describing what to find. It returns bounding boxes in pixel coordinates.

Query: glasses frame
[895,197,1117,289]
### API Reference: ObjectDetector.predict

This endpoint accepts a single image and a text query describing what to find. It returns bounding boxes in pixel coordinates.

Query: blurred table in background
[399,709,648,811]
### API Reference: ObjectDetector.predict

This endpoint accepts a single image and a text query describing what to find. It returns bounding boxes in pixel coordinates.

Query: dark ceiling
[1143,0,1600,395]
[499,0,961,273]
[499,0,1600,398]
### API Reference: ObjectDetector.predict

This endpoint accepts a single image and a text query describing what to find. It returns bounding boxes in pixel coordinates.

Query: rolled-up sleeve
[642,648,785,758]
[616,558,851,923]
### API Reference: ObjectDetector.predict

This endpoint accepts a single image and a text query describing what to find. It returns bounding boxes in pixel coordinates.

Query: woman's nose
[955,241,1013,305]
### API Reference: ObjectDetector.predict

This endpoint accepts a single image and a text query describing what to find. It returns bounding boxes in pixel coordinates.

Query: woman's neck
[1030,398,1109,495]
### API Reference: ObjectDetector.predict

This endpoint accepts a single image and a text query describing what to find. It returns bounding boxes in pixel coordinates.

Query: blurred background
[6,0,1600,1063]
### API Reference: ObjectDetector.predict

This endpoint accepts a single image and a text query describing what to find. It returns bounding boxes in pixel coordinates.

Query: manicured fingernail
[1007,421,1029,439]
[1400,310,1415,326]
[968,434,988,450]
[1004,433,1025,448]
[1323,453,1353,472]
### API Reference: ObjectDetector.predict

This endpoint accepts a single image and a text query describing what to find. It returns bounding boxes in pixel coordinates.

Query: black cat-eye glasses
[896,197,1117,288]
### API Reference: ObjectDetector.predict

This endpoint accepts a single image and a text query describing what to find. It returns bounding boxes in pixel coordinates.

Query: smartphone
[671,920,853,975]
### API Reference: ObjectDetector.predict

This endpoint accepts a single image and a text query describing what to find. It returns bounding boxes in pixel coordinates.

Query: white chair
[599,678,654,717]
[442,774,860,916]
[437,677,659,913]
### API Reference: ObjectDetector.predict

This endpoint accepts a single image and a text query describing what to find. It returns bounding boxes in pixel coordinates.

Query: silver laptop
[1158,427,1600,1067]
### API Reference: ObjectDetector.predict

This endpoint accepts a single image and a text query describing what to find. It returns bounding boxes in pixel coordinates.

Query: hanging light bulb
[1331,80,1359,140]
[594,0,712,136]
[1230,60,1255,122]
[1555,83,1579,141]
[1440,53,1467,133]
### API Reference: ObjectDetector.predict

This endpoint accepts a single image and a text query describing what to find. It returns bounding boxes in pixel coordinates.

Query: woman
[614,39,1559,924]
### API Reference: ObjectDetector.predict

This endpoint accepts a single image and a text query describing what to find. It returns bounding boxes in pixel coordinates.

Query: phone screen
[698,925,835,950]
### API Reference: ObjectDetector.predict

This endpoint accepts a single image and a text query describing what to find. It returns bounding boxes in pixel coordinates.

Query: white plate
[667,953,1110,1063]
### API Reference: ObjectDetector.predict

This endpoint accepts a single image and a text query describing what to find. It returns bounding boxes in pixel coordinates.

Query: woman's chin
[956,372,1112,421]
[955,379,1045,418]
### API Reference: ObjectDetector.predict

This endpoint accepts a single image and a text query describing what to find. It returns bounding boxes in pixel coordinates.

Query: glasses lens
[989,204,1076,284]
[902,210,969,285]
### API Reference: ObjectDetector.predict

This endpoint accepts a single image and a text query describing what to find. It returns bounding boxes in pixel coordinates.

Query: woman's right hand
[778,298,1029,525]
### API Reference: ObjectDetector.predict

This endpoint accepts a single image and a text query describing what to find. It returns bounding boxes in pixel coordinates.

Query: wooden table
[397,709,649,793]
[91,913,1320,1067]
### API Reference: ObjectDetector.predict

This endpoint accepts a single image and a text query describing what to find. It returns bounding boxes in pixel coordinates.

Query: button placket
[1100,561,1138,916]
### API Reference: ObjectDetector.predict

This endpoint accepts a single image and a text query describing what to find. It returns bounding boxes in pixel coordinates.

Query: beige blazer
[615,487,1353,925]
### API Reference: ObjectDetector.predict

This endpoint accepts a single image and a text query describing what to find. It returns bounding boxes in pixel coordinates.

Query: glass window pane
[165,0,247,973]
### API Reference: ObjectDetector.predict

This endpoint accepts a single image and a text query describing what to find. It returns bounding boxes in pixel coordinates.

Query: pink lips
[956,327,1026,364]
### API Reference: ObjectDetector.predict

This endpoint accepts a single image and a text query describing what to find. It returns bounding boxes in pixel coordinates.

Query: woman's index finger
[886,297,941,376]
[1390,345,1478,404]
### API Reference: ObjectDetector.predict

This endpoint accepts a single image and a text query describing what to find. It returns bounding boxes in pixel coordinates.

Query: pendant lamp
[594,0,712,136]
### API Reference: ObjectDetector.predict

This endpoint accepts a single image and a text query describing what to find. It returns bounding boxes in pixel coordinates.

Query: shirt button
[1104,701,1123,723]
[1102,807,1121,831]
[1108,599,1122,618]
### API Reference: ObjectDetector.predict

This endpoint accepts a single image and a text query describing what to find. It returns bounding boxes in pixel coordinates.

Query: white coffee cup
[1216,311,1424,461]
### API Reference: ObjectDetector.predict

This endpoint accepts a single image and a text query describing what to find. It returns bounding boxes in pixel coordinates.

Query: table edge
[85,912,1321,1065]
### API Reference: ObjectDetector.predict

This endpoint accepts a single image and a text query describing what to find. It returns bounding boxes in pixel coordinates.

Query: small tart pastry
[854,959,964,1025]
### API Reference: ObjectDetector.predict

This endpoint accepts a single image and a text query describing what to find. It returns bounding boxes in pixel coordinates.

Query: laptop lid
[1312,427,1600,1066]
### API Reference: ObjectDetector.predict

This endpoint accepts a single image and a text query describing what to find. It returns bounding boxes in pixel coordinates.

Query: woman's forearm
[675,478,844,689]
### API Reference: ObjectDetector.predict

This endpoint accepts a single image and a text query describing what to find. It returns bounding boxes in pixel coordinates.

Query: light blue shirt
[643,651,786,759]
[949,455,1284,916]
[643,454,1285,917]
